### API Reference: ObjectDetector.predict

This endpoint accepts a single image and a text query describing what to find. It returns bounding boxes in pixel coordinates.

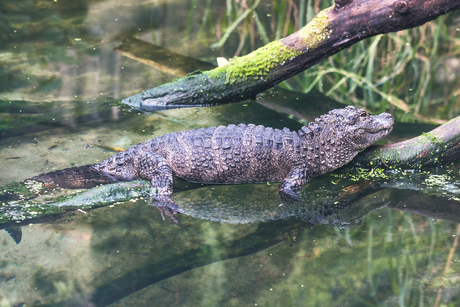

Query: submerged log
[120,0,460,111]
[115,38,216,78]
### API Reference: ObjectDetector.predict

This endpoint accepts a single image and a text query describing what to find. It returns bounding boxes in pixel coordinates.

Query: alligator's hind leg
[136,152,183,223]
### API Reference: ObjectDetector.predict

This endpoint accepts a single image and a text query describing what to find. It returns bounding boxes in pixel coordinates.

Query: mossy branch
[120,0,460,111]
[354,115,460,168]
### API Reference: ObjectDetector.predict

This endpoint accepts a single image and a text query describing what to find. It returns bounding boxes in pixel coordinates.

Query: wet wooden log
[354,115,460,169]
[121,0,460,111]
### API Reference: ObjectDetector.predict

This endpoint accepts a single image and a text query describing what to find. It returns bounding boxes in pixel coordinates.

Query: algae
[1,181,39,200]
[421,132,443,145]
[341,167,389,182]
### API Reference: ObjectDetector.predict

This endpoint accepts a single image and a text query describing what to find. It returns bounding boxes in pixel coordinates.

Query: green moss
[298,6,333,49]
[206,7,332,84]
[421,132,443,145]
[208,40,302,83]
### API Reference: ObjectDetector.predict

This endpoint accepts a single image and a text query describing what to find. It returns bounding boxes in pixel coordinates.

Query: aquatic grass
[433,224,460,307]
[331,197,460,306]
[415,218,438,306]
[184,0,199,48]
[252,10,269,45]
[310,13,460,122]
[290,66,450,124]
[367,223,377,296]
[211,0,262,49]
[274,0,287,40]
[197,0,214,46]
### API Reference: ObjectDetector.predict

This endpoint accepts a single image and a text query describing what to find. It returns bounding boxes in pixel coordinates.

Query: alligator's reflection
[2,166,460,244]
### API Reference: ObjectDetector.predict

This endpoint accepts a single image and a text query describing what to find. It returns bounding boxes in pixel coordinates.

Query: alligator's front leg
[278,166,311,203]
[137,152,183,223]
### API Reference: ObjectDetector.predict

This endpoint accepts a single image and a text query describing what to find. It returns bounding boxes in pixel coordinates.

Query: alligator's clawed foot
[149,196,184,224]
[157,205,179,224]
[278,189,300,204]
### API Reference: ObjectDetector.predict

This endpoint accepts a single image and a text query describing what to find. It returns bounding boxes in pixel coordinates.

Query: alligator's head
[298,106,394,161]
[324,106,394,151]
[297,106,393,172]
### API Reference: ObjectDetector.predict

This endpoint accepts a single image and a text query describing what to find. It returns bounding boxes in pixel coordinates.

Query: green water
[1,1,460,306]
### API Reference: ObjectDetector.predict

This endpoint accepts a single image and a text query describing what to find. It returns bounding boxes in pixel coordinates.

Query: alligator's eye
[353,111,368,123]
[347,114,359,125]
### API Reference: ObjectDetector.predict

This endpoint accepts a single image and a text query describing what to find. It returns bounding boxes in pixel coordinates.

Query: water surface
[1,1,460,306]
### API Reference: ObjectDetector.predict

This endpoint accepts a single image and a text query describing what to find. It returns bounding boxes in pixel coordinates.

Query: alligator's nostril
[383,113,393,119]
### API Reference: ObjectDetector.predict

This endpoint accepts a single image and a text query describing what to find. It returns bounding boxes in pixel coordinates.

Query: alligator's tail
[30,164,121,189]
[0,165,123,203]
[1,165,126,243]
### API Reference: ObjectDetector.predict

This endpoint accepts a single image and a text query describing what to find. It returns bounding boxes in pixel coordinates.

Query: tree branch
[120,0,460,111]
[355,115,460,168]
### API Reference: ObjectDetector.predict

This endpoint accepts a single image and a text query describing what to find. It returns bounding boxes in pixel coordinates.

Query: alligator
[28,106,393,222]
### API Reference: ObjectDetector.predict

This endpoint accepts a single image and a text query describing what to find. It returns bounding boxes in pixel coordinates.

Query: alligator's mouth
[376,126,393,135]
[364,113,394,135]
[363,125,393,136]
[354,118,394,150]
